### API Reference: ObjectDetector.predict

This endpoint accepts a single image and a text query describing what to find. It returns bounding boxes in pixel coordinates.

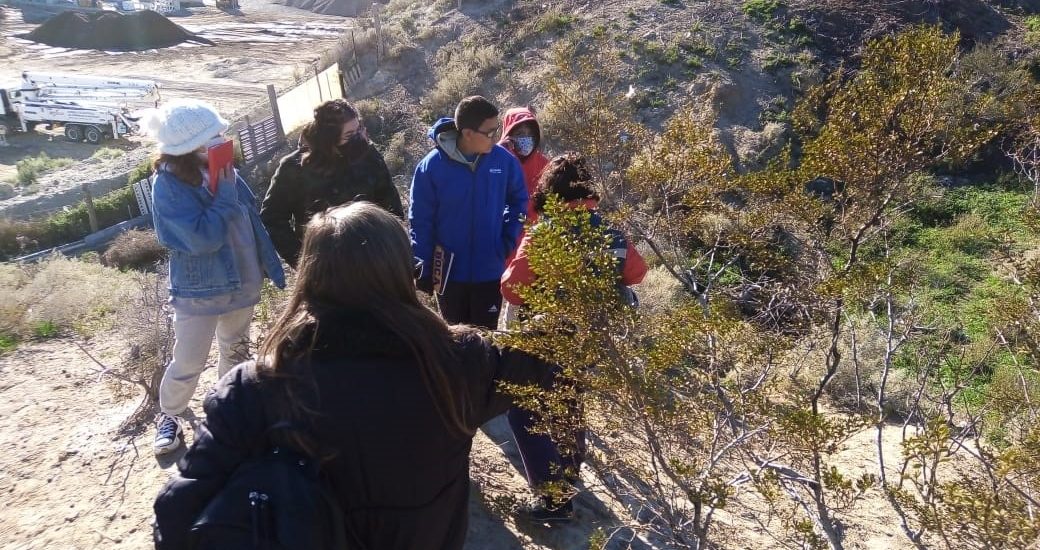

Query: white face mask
[513,136,536,157]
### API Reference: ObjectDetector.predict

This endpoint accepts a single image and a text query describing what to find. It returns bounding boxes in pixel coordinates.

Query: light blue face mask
[513,136,536,157]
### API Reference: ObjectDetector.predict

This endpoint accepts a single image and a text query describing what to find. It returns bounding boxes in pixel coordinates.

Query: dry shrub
[0,255,138,338]
[108,268,172,432]
[383,131,411,176]
[423,43,503,120]
[635,265,684,317]
[102,228,167,271]
[791,319,920,418]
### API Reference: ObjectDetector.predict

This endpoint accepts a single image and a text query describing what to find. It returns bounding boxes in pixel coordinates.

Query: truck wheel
[85,126,103,144]
[65,125,83,142]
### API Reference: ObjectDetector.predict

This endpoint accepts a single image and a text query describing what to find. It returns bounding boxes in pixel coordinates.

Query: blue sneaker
[154,413,183,455]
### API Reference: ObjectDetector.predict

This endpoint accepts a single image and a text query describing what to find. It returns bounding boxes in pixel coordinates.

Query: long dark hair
[258,202,475,439]
[532,151,598,213]
[299,99,359,175]
[153,152,205,186]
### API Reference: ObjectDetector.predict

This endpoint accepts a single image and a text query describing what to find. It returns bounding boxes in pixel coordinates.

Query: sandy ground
[0,332,644,550]
[0,330,926,550]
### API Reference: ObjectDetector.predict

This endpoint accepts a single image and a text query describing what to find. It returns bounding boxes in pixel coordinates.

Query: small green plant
[1027,16,1040,44]
[0,333,16,354]
[763,50,795,72]
[663,43,682,64]
[536,11,576,34]
[15,152,75,186]
[591,24,607,39]
[32,320,59,339]
[761,95,791,123]
[741,0,782,21]
[127,158,153,185]
[90,147,125,161]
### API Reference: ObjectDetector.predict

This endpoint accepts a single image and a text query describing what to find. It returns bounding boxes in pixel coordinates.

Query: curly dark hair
[300,99,360,174]
[531,151,598,213]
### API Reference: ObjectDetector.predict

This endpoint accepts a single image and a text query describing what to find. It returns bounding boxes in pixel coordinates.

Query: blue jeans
[506,385,587,489]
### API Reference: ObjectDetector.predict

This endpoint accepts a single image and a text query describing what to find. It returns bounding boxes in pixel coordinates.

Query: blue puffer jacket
[152,167,286,298]
[409,118,529,284]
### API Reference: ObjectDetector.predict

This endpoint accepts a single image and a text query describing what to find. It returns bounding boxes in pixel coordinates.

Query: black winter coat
[260,145,404,267]
[153,311,554,550]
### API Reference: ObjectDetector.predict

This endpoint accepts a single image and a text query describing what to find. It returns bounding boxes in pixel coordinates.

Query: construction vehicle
[0,71,161,143]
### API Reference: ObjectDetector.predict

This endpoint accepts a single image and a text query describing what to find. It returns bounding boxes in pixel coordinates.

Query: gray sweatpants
[158,305,254,416]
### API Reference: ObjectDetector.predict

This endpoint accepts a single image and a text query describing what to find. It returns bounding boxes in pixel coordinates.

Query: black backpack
[189,424,355,550]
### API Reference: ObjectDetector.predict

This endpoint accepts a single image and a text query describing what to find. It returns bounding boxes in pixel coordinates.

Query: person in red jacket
[499,107,549,328]
[500,152,648,522]
[499,107,549,222]
[501,151,648,307]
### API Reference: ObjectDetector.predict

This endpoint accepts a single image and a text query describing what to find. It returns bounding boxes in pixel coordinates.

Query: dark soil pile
[21,10,214,51]
[793,0,1013,57]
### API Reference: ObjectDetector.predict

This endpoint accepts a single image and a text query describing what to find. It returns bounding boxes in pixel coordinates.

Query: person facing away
[499,152,648,522]
[261,98,404,268]
[153,202,557,550]
[143,99,286,456]
[409,95,529,329]
[499,106,549,222]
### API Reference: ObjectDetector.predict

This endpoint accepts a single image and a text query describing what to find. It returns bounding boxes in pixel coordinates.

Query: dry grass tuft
[0,256,141,339]
[423,43,503,120]
[102,229,167,271]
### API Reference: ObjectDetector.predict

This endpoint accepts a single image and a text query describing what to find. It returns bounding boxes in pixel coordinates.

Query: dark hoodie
[498,107,549,219]
[409,117,529,284]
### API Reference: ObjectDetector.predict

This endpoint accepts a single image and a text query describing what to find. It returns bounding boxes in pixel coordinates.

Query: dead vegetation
[101,229,167,271]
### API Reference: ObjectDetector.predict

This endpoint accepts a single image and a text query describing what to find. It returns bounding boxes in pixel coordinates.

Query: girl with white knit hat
[143,99,286,455]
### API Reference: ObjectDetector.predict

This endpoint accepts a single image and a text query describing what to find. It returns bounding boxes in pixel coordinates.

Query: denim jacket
[152,168,286,298]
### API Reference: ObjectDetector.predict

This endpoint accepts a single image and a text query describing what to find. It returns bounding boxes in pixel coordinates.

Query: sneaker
[519,496,574,524]
[154,413,183,455]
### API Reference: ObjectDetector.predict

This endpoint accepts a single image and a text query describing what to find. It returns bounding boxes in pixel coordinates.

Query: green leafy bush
[14,152,75,186]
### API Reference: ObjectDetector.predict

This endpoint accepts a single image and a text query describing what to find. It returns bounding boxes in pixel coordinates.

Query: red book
[207,139,234,194]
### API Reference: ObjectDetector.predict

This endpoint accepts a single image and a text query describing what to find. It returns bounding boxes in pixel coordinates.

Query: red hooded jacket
[501,199,649,306]
[499,107,549,221]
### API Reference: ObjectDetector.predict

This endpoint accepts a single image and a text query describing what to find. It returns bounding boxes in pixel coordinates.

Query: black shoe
[520,496,574,524]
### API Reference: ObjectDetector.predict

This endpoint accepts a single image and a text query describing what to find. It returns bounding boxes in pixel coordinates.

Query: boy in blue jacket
[409,96,529,328]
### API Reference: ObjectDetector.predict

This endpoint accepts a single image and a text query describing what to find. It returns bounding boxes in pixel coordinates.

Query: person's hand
[215,165,238,201]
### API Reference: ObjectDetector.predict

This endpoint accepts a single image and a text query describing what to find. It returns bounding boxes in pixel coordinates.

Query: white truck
[0,71,161,144]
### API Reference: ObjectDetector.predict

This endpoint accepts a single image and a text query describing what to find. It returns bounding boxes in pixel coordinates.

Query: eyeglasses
[472,125,500,138]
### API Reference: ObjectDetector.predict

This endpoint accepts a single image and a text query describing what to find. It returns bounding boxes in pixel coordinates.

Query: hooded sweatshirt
[409,118,529,284]
[498,107,549,220]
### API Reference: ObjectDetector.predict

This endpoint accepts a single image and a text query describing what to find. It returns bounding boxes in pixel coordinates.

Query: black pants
[436,280,502,329]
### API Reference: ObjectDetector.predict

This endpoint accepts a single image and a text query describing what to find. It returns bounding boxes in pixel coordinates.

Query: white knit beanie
[141,99,229,156]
